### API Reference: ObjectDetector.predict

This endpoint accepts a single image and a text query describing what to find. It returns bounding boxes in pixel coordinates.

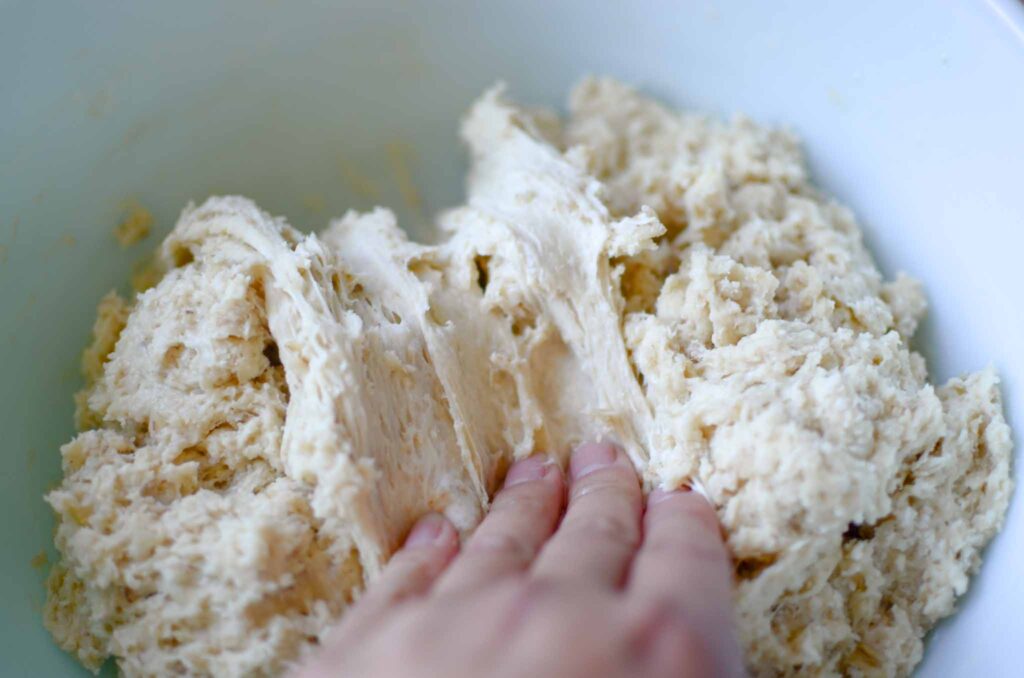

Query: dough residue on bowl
[44,78,1013,677]
[114,202,154,248]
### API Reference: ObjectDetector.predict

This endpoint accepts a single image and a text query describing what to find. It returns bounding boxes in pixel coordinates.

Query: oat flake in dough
[45,78,1013,677]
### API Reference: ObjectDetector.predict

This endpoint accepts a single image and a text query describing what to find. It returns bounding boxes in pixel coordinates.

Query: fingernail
[405,513,448,548]
[504,454,554,487]
[570,442,624,480]
[648,486,690,506]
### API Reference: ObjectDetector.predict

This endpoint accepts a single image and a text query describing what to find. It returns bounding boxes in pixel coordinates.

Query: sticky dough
[45,78,1013,677]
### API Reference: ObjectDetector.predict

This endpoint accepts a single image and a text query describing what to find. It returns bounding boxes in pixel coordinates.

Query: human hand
[295,442,745,678]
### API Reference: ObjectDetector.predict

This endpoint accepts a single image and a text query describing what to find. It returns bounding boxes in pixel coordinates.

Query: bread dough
[45,78,1013,677]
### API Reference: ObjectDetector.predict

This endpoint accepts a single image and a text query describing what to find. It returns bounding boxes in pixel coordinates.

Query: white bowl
[2,1,1021,674]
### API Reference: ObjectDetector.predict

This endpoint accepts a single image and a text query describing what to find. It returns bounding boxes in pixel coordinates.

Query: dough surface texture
[45,79,1013,677]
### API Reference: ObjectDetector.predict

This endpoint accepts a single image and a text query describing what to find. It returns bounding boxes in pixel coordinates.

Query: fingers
[628,490,745,677]
[626,598,739,678]
[531,442,643,588]
[338,513,459,634]
[627,488,733,628]
[435,455,564,595]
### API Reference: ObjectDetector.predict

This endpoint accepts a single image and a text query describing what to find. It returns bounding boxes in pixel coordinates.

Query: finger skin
[628,489,732,613]
[531,442,643,588]
[628,489,745,676]
[435,455,565,595]
[338,513,459,635]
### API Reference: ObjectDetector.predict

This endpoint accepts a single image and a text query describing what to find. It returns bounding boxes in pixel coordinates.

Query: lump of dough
[45,79,1012,678]
[570,77,1011,675]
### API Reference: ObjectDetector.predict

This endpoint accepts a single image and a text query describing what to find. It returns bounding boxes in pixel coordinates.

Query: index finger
[334,513,459,637]
[627,488,733,626]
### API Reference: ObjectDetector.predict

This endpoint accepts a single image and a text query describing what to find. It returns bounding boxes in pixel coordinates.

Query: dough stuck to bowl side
[44,78,1012,677]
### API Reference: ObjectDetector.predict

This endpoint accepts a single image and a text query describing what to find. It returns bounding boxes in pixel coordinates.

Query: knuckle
[644,538,726,565]
[516,577,557,604]
[664,496,722,532]
[465,531,533,562]
[494,485,557,514]
[567,514,640,548]
[633,598,682,627]
[571,468,637,500]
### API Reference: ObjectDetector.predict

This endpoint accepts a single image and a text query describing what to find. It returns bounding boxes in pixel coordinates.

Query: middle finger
[531,442,642,588]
